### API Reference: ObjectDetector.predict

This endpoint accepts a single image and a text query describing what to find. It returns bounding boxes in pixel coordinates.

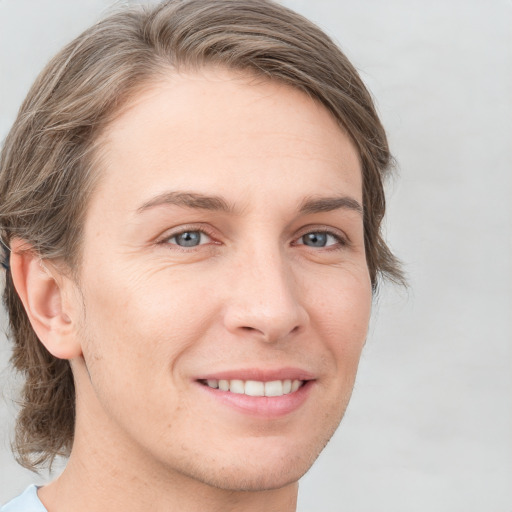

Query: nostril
[238,324,301,340]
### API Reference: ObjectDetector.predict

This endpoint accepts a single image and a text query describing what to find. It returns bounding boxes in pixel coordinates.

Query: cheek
[309,268,372,369]
[79,265,216,374]
[75,273,216,438]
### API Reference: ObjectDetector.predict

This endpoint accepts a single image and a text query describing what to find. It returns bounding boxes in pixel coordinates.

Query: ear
[9,239,83,360]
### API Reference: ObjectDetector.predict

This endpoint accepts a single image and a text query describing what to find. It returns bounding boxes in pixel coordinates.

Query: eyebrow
[136,191,363,217]
[299,196,364,216]
[137,191,236,214]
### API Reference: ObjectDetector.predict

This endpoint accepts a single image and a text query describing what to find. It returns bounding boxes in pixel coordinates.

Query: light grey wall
[1,1,511,510]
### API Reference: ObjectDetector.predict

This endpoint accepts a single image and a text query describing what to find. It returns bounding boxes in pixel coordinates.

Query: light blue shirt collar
[1,485,47,512]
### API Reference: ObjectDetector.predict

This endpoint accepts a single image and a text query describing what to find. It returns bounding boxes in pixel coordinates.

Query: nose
[222,246,309,343]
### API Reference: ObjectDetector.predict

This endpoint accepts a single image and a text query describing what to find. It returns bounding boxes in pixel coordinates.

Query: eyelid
[154,223,350,250]
[293,225,350,248]
[156,223,219,246]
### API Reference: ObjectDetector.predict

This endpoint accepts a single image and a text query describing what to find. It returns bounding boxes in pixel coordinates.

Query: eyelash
[157,224,218,252]
[157,225,349,251]
[293,228,348,250]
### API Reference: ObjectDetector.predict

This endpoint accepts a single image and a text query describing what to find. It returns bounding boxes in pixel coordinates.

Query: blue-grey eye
[171,231,204,247]
[300,232,338,247]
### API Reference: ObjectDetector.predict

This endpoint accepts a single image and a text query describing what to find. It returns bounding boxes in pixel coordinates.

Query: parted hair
[0,0,403,470]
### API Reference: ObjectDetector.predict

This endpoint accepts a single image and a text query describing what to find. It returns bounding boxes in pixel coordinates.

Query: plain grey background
[1,0,511,510]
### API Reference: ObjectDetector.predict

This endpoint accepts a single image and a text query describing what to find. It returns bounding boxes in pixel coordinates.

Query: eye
[297,231,343,248]
[167,230,211,247]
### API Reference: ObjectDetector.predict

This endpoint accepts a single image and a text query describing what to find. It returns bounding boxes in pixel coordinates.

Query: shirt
[1,486,47,512]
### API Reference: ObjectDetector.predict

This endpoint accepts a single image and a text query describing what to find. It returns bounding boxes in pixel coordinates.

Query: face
[71,68,372,491]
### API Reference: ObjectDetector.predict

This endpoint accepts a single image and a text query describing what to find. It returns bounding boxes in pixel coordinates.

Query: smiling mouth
[198,378,305,397]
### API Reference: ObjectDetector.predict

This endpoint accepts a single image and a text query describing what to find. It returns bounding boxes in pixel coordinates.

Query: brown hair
[0,0,403,470]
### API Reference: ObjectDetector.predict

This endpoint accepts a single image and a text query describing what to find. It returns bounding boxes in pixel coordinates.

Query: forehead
[92,68,362,214]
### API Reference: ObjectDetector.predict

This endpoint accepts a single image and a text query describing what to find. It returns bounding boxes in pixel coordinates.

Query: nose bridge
[223,238,307,342]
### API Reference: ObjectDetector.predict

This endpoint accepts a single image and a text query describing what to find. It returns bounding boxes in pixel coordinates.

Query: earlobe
[9,239,83,360]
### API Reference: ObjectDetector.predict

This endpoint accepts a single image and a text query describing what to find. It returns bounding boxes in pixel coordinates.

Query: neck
[38,366,299,512]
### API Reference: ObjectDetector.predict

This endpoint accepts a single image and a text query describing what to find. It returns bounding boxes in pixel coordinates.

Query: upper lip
[195,368,315,382]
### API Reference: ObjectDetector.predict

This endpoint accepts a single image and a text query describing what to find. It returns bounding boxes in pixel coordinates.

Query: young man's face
[70,68,372,491]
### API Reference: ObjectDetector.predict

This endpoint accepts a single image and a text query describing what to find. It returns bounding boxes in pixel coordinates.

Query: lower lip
[196,380,314,418]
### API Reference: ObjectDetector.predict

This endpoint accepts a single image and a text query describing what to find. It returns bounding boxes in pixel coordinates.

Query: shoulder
[1,486,47,512]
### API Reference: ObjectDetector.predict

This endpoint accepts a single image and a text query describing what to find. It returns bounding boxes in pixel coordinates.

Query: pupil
[304,232,327,247]
[176,231,201,247]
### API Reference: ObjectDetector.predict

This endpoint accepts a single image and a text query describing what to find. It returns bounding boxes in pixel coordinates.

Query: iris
[173,231,202,247]
[302,232,328,247]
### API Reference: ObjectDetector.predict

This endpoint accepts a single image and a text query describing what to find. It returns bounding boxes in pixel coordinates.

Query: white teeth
[245,380,265,396]
[203,378,304,397]
[229,379,245,394]
[265,380,283,397]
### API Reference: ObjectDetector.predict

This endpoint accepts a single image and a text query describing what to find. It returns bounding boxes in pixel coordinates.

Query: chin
[175,430,336,493]
[194,459,308,492]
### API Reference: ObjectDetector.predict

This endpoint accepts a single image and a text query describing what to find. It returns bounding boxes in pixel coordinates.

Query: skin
[14,68,372,512]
